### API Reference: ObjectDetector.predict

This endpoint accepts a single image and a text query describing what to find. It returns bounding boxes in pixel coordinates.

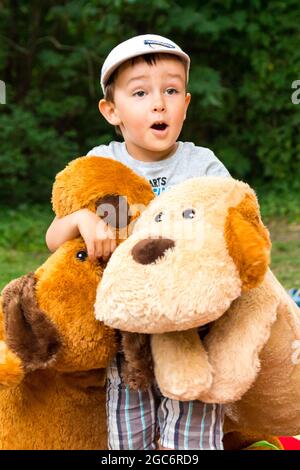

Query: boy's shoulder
[178,142,230,177]
[180,141,215,158]
[86,141,122,159]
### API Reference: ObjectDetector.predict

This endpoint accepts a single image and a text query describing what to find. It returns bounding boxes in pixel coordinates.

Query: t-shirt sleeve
[205,150,231,177]
[86,145,113,158]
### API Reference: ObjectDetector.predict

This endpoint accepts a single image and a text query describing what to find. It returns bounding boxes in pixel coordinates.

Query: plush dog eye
[155,212,164,222]
[182,209,195,219]
[76,250,88,262]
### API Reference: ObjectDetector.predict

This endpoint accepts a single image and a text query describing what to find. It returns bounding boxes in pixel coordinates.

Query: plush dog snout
[131,238,175,265]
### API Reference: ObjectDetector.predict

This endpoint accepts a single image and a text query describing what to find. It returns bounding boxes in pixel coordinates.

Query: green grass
[0,204,52,290]
[0,249,49,288]
[271,240,300,287]
[268,222,300,288]
[0,204,299,292]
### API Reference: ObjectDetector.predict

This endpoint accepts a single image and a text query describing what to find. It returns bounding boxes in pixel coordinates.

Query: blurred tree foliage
[0,0,300,205]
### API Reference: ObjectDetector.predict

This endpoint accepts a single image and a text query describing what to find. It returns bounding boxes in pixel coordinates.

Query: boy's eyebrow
[166,73,185,82]
[126,73,185,86]
[126,75,148,86]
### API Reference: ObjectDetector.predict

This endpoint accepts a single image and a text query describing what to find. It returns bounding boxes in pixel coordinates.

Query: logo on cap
[144,39,175,49]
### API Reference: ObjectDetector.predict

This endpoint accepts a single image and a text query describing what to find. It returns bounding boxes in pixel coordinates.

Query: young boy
[46,34,229,450]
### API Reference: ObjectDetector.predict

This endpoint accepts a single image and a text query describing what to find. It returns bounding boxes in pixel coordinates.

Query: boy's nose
[152,94,166,112]
[153,103,165,112]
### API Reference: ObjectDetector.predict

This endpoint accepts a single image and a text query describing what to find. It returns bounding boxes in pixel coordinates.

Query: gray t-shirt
[87,141,229,196]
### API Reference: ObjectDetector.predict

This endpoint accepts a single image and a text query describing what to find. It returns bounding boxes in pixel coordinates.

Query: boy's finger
[95,220,108,240]
[94,239,104,259]
[102,238,111,261]
[110,238,117,254]
[87,240,96,262]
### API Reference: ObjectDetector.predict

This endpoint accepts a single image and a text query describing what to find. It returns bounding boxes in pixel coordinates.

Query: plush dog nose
[131,237,175,265]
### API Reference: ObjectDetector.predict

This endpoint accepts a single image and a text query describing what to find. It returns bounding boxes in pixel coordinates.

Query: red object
[279,437,300,450]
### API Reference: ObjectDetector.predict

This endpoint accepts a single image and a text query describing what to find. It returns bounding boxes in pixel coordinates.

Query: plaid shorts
[106,354,224,450]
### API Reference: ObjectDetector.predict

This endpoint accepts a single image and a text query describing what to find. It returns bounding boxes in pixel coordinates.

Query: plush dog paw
[151,329,213,401]
[158,365,213,401]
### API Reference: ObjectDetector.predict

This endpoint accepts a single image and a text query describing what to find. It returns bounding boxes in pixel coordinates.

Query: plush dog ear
[225,192,271,291]
[1,273,61,371]
[121,332,154,390]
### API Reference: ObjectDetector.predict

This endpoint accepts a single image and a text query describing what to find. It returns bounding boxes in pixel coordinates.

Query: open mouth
[151,122,168,131]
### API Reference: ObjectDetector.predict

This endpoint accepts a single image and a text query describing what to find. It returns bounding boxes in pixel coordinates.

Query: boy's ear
[184,93,191,120]
[98,99,121,126]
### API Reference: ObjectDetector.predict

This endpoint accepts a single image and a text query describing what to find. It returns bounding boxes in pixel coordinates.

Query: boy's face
[100,57,191,161]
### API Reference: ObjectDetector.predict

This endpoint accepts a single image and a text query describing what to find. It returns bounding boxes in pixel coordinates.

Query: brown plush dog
[0,156,154,449]
[96,176,300,437]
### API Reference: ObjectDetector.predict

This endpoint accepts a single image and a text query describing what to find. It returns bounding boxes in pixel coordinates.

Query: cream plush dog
[96,177,300,435]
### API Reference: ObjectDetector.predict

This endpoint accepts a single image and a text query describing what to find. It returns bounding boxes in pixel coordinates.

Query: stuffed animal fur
[0,156,154,449]
[96,176,300,436]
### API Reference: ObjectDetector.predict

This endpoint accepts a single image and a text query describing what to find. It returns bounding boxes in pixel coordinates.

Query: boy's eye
[165,88,178,95]
[133,90,146,97]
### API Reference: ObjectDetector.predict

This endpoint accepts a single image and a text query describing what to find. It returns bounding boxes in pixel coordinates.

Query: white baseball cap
[100,34,190,94]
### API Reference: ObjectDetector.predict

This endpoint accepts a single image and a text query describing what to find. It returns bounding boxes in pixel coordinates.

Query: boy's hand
[75,209,117,262]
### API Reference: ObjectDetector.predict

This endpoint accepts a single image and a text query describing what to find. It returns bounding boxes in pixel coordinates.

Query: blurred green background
[0,0,299,289]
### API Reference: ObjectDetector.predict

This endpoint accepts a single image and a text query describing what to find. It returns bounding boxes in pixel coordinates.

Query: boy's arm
[46,212,81,252]
[46,209,116,262]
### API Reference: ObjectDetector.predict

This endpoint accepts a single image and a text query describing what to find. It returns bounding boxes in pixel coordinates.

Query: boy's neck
[124,142,178,163]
